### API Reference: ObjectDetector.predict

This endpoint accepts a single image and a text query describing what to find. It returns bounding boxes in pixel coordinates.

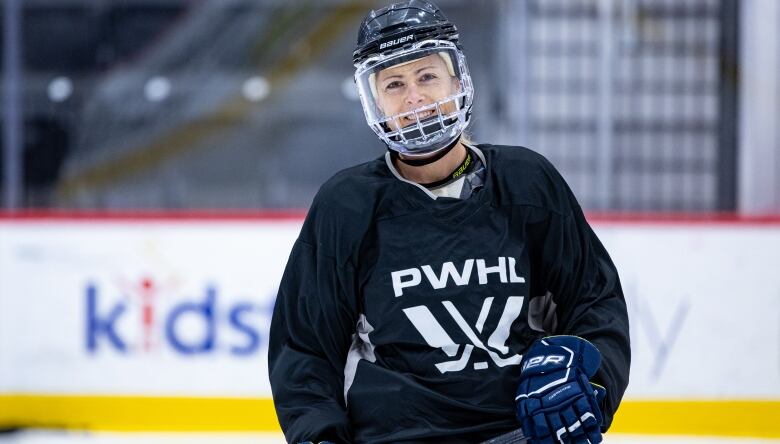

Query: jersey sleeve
[268,214,360,443]
[529,163,631,431]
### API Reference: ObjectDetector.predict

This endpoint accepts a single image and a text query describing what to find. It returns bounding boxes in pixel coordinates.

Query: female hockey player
[268,1,630,443]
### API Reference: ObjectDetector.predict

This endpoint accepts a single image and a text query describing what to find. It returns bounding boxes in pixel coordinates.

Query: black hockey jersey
[268,145,630,444]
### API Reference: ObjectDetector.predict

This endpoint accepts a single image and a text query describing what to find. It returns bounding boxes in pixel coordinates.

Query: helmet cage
[354,39,474,156]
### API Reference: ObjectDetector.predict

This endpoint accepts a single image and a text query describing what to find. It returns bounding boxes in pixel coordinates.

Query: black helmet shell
[353,0,459,66]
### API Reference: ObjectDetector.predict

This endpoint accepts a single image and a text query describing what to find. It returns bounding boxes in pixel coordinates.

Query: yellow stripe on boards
[1,395,779,438]
[0,395,279,432]
[612,400,780,438]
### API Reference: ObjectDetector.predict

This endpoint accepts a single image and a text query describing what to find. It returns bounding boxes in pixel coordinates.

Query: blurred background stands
[1,0,778,213]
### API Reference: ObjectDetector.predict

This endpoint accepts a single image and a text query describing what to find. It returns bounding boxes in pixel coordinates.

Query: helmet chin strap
[390,136,460,166]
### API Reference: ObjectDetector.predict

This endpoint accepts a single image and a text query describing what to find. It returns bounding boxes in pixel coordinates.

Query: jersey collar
[384,143,487,201]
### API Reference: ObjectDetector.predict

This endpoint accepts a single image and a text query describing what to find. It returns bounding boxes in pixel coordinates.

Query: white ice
[0,431,777,444]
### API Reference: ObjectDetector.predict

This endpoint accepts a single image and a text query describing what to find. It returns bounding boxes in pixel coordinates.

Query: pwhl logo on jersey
[85,277,272,356]
[393,257,526,373]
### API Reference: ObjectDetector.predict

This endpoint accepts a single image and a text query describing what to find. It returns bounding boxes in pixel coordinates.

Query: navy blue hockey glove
[515,336,606,444]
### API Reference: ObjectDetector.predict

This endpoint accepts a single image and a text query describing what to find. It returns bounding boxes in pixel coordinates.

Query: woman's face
[375,53,459,129]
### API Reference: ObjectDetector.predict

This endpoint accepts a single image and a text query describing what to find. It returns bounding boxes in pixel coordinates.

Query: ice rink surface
[0,431,777,444]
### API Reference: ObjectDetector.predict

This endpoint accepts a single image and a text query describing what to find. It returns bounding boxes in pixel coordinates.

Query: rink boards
[0,214,778,438]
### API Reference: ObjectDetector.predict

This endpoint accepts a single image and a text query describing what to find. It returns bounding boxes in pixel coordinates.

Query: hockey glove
[515,336,606,444]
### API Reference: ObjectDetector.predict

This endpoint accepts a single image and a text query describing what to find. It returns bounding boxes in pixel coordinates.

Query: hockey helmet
[353,0,474,157]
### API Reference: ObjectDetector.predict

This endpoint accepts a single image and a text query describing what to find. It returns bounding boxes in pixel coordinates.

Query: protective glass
[354,40,474,156]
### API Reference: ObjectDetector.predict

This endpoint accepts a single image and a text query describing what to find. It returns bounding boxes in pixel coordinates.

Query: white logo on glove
[521,354,566,371]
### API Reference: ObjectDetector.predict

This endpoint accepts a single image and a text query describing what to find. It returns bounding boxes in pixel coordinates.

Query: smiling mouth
[403,109,436,123]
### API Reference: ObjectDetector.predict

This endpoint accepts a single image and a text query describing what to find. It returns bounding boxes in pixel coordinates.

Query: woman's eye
[420,73,437,82]
[385,81,403,91]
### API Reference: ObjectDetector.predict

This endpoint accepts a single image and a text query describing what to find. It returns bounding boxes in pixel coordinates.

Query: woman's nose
[404,84,425,105]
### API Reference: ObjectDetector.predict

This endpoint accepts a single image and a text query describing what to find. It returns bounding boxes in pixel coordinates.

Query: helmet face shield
[354,40,474,156]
